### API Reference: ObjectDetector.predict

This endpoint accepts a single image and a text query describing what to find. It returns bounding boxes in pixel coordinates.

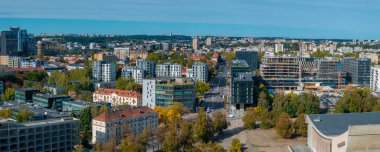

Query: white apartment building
[121,66,146,84]
[370,66,380,93]
[275,43,284,53]
[93,88,142,106]
[92,106,158,144]
[186,68,194,78]
[101,63,116,82]
[155,62,182,77]
[191,62,208,82]
[0,117,80,152]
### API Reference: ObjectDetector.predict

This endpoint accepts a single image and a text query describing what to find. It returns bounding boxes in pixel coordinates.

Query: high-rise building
[155,62,182,77]
[235,50,259,72]
[162,42,172,51]
[0,27,33,56]
[36,38,62,56]
[205,37,212,46]
[136,59,155,78]
[230,60,250,77]
[143,77,196,109]
[230,73,254,110]
[121,66,146,84]
[342,58,371,86]
[92,61,116,82]
[189,62,208,82]
[275,43,284,53]
[0,117,80,152]
[192,37,198,50]
[370,66,380,93]
[92,107,158,144]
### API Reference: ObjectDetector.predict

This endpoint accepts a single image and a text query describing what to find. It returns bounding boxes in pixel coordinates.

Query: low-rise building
[15,88,40,102]
[32,94,71,111]
[62,100,111,112]
[92,106,158,144]
[44,85,67,95]
[94,82,116,90]
[93,88,142,107]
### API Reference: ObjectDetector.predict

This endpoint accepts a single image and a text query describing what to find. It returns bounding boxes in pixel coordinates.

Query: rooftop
[232,59,249,67]
[94,106,156,122]
[94,88,142,98]
[307,112,380,136]
[233,73,253,82]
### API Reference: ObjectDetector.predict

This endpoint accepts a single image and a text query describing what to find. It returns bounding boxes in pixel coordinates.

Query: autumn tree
[213,111,228,134]
[194,108,214,142]
[275,112,293,139]
[189,142,226,152]
[16,109,34,122]
[73,144,84,152]
[294,114,307,137]
[98,105,108,115]
[230,138,242,152]
[257,91,269,109]
[47,71,68,86]
[196,81,210,96]
[1,88,15,101]
[116,77,142,92]
[154,102,187,124]
[243,107,256,129]
[162,124,181,152]
[179,121,195,151]
[0,108,12,118]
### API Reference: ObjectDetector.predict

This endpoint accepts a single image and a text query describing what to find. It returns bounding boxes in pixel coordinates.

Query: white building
[93,88,142,106]
[190,62,208,82]
[136,59,155,78]
[371,66,380,93]
[155,62,182,77]
[275,43,284,53]
[205,37,212,46]
[92,107,158,144]
[0,117,80,152]
[66,64,86,71]
[186,68,193,78]
[93,61,116,83]
[121,66,146,84]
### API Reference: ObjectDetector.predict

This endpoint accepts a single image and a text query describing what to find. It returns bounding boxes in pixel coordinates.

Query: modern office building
[236,49,259,71]
[32,94,71,111]
[93,88,142,107]
[0,117,80,152]
[136,59,155,78]
[342,58,371,86]
[192,37,198,50]
[230,73,254,109]
[0,27,33,56]
[189,62,208,82]
[36,38,62,56]
[121,66,146,84]
[92,61,116,83]
[315,58,346,88]
[370,66,380,93]
[306,112,380,152]
[230,60,250,77]
[156,62,182,77]
[142,77,196,109]
[15,88,40,102]
[92,106,158,144]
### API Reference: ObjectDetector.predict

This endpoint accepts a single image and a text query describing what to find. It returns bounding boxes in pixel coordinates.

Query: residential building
[113,48,147,60]
[142,77,196,109]
[113,47,130,61]
[236,49,259,71]
[7,56,25,68]
[306,112,380,152]
[205,37,212,46]
[0,117,80,152]
[342,58,371,86]
[93,88,142,106]
[370,66,380,93]
[92,61,116,83]
[192,37,198,50]
[32,94,71,111]
[230,73,254,110]
[66,64,86,71]
[230,60,250,77]
[186,68,194,78]
[15,88,40,102]
[93,52,117,62]
[275,43,284,53]
[36,38,62,56]
[121,66,146,84]
[0,27,33,56]
[136,59,155,78]
[155,62,182,77]
[190,62,208,82]
[162,42,172,51]
[92,107,158,144]
[360,53,378,64]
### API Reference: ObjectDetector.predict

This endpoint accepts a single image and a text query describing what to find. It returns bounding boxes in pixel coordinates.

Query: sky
[0,0,379,39]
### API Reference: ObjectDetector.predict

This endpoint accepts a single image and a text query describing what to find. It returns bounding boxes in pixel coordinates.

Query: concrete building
[236,49,259,71]
[306,112,380,152]
[205,37,212,46]
[93,88,142,107]
[44,85,68,95]
[230,73,254,110]
[370,66,380,93]
[156,62,182,77]
[275,43,284,53]
[143,77,196,109]
[190,62,208,82]
[15,88,40,102]
[93,52,117,62]
[192,37,198,50]
[1,27,33,56]
[342,58,371,86]
[62,100,111,112]
[136,59,155,78]
[0,55,9,67]
[92,61,117,83]
[162,42,172,51]
[121,66,146,84]
[36,38,62,56]
[32,94,71,112]
[0,117,80,152]
[230,60,250,77]
[92,107,158,144]
[359,53,378,64]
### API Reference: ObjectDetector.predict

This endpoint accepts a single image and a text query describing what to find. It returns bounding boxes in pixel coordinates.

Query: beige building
[92,106,158,144]
[306,112,380,152]
[360,53,378,64]
[114,48,148,61]
[93,88,142,106]
[0,55,9,67]
[192,37,198,50]
[93,52,117,62]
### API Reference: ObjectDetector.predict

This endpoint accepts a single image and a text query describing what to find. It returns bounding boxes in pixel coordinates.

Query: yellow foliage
[154,102,187,124]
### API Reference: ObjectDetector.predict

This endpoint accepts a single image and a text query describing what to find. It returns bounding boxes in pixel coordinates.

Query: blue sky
[0,0,379,39]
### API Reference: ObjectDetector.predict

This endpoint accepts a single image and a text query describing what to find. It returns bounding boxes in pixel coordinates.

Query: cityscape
[1,1,380,152]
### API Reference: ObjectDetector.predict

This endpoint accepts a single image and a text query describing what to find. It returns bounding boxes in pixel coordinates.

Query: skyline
[0,0,380,39]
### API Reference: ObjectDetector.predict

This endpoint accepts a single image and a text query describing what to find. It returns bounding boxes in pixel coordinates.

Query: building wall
[93,93,142,106]
[370,66,380,93]
[192,62,208,82]
[142,79,156,108]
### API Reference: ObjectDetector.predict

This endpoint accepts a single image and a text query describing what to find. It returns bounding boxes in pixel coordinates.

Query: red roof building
[93,88,142,106]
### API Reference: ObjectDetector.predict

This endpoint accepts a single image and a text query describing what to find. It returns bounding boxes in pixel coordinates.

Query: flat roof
[307,112,380,136]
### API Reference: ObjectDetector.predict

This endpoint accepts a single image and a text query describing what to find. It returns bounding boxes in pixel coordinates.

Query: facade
[142,77,196,109]
[162,42,172,51]
[0,27,33,56]
[315,58,346,88]
[93,52,117,62]
[93,88,142,106]
[275,43,284,53]
[205,37,212,46]
[32,94,71,111]
[230,60,250,77]
[36,38,62,56]
[62,100,111,112]
[155,62,182,77]
[190,62,208,82]
[0,117,80,152]
[235,50,259,71]
[92,61,117,83]
[306,112,380,152]
[136,59,155,78]
[359,53,378,64]
[370,66,380,93]
[230,73,254,109]
[121,66,146,84]
[0,55,9,67]
[192,38,198,50]
[342,58,371,86]
[44,85,67,95]
[92,107,158,144]
[15,88,40,102]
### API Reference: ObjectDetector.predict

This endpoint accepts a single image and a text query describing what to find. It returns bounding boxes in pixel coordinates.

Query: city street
[202,61,227,114]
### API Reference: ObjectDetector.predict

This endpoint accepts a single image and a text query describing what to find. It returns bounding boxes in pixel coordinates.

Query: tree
[162,124,181,152]
[275,112,293,139]
[259,109,274,129]
[73,144,84,152]
[335,87,378,113]
[257,91,268,109]
[16,109,34,122]
[102,138,116,152]
[189,142,226,152]
[294,114,307,137]
[47,71,68,86]
[179,122,195,151]
[81,91,93,102]
[98,105,108,115]
[0,108,12,118]
[79,108,92,131]
[68,68,89,81]
[1,88,15,101]
[196,81,210,96]
[194,108,214,143]
[116,77,142,92]
[120,135,145,152]
[230,138,242,152]
[154,102,187,124]
[243,107,256,129]
[213,111,228,134]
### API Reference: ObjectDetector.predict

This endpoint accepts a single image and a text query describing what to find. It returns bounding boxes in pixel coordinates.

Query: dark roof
[307,112,380,136]
[233,73,253,82]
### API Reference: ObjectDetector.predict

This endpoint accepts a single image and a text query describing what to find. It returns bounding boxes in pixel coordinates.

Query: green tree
[16,109,34,122]
[179,121,195,151]
[116,77,142,92]
[196,81,210,96]
[163,124,181,152]
[81,91,93,102]
[47,71,68,86]
[259,109,274,129]
[230,138,242,152]
[243,107,256,129]
[79,108,92,131]
[194,108,214,143]
[294,114,307,137]
[1,88,15,101]
[68,68,89,81]
[310,50,332,58]
[275,112,293,139]
[335,87,377,113]
[189,142,226,152]
[0,108,12,118]
[257,91,268,109]
[213,111,228,134]
[98,105,108,115]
